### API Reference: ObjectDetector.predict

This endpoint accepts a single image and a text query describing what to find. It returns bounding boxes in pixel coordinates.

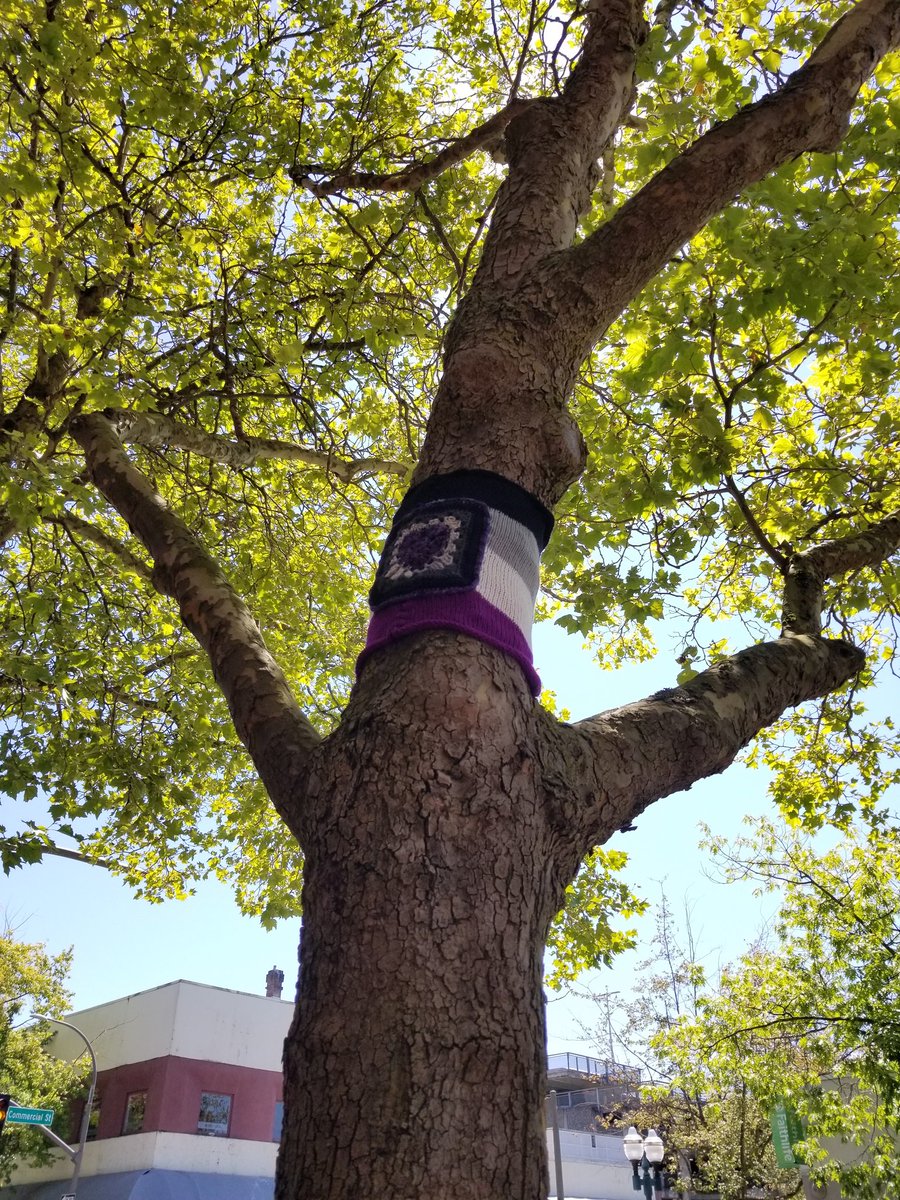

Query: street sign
[7,1105,54,1127]
[60,1194,76,1199]
[770,1100,805,1168]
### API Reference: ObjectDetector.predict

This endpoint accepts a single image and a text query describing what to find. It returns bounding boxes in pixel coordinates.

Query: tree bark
[278,638,567,1199]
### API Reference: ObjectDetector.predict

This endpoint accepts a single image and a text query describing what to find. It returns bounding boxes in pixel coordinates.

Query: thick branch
[541,0,900,352]
[70,412,319,829]
[104,409,408,483]
[562,634,865,849]
[472,0,647,284]
[288,99,537,196]
[782,508,900,634]
[414,0,647,497]
[559,504,900,848]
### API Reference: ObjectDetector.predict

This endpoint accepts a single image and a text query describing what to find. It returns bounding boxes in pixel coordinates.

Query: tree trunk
[277,635,577,1200]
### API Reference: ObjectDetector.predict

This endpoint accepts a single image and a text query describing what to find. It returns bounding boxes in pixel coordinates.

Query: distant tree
[1,0,899,1194]
[588,893,802,1199]
[0,928,84,1185]
[598,822,900,1198]
[685,818,900,1198]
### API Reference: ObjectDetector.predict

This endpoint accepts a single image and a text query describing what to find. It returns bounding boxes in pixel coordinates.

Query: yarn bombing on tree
[358,470,554,695]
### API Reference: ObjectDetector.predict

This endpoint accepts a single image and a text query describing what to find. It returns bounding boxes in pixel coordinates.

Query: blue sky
[4,619,789,1056]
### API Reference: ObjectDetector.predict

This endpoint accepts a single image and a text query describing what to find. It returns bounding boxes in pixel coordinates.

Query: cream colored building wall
[54,983,181,1068]
[168,980,293,1070]
[10,1132,278,1184]
[56,979,293,1073]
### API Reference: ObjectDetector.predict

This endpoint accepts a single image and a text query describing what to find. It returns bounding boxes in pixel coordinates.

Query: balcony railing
[547,1052,641,1085]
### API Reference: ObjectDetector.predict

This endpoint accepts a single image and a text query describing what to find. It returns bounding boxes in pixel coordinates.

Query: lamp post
[43,1018,97,1200]
[623,1125,665,1200]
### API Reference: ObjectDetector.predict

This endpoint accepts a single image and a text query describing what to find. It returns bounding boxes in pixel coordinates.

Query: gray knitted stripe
[486,508,540,596]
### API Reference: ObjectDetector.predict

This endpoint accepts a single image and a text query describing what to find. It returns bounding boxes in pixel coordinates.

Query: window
[197,1092,232,1137]
[271,1101,284,1142]
[86,1094,101,1141]
[122,1091,147,1135]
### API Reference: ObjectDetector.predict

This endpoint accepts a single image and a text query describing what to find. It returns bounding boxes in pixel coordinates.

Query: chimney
[265,966,284,1000]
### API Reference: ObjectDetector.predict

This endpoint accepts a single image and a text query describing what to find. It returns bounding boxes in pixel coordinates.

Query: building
[546,1053,643,1200]
[5,973,291,1200]
[4,980,636,1200]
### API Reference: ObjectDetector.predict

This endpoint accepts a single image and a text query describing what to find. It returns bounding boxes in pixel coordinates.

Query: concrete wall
[10,1132,278,1186]
[547,1130,635,1200]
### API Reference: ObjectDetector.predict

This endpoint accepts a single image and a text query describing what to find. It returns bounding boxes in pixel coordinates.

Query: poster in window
[197,1091,232,1137]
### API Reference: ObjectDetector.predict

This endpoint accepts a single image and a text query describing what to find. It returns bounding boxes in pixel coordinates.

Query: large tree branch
[70,412,319,831]
[471,0,647,285]
[557,502,900,849]
[560,633,864,850]
[288,99,537,197]
[782,508,900,634]
[538,0,900,353]
[104,408,408,483]
[413,0,647,496]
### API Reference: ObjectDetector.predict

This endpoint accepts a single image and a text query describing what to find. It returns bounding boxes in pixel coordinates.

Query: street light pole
[548,1090,566,1200]
[623,1125,666,1200]
[42,1018,97,1200]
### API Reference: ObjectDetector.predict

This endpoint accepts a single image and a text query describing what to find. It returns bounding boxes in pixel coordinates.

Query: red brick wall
[86,1055,283,1143]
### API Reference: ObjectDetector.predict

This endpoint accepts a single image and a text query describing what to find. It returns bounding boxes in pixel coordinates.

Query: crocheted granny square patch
[370,499,488,607]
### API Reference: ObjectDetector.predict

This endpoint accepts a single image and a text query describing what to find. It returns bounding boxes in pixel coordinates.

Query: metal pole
[548,1090,565,1200]
[43,1018,97,1200]
[641,1155,653,1200]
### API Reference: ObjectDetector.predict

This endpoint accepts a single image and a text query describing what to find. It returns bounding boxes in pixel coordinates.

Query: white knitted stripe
[486,508,541,594]
[475,547,538,649]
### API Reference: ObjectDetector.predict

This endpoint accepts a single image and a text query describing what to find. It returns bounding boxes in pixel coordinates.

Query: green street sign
[770,1101,805,1168]
[7,1106,54,1127]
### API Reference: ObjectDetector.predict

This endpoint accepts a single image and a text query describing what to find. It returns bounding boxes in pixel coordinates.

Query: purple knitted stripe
[358,591,542,696]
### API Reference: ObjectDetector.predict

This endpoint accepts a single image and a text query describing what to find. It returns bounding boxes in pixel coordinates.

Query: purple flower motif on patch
[370,499,489,608]
[394,520,453,572]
